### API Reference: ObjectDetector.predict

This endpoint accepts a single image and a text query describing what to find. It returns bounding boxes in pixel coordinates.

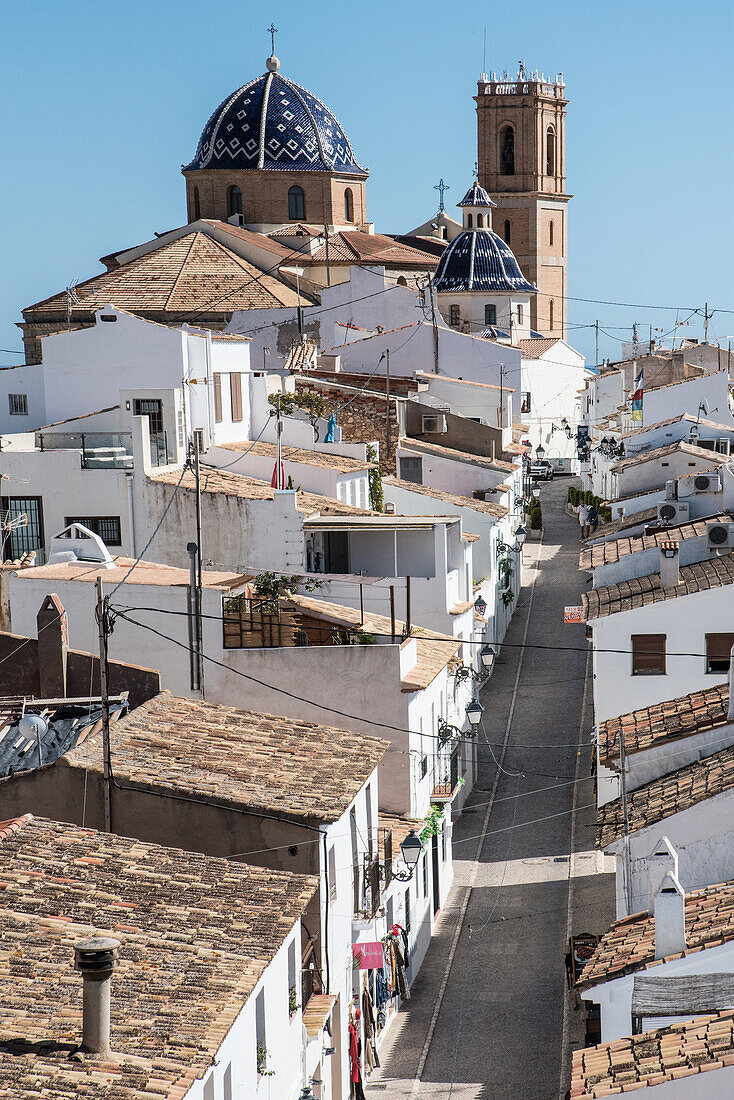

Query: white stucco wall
[0,363,47,433]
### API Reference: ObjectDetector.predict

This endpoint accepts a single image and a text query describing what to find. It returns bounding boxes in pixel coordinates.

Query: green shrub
[601,507,612,522]
[530,502,542,530]
[568,486,579,505]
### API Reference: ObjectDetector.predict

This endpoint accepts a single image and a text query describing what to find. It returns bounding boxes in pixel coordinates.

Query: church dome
[434,229,536,294]
[185,59,367,176]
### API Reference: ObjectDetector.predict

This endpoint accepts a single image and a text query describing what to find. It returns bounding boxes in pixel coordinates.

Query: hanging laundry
[324,412,336,442]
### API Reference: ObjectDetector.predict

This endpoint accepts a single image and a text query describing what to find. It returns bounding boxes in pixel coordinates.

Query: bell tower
[476,65,569,339]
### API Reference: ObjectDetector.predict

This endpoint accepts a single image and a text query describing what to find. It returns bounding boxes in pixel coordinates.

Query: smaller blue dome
[434,230,536,294]
[457,182,495,207]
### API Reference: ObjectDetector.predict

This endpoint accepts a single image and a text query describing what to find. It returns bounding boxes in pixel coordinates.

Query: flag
[631,365,643,423]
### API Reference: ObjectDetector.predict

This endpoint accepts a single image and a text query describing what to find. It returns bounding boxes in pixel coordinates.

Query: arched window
[467,213,473,228]
[449,304,460,328]
[477,213,484,227]
[227,186,242,217]
[396,276,408,287]
[288,186,305,220]
[549,219,554,247]
[500,125,515,175]
[344,187,354,222]
[549,299,555,330]
[504,220,511,245]
[546,126,556,175]
[193,186,200,221]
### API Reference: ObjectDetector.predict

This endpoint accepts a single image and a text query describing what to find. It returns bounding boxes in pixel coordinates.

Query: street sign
[564,606,584,623]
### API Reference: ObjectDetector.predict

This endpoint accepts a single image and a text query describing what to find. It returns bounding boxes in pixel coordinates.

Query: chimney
[654,872,686,960]
[73,936,120,1057]
[647,836,678,912]
[659,540,680,588]
[36,594,68,697]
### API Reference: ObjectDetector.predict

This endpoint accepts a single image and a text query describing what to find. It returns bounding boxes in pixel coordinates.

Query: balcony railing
[432,746,460,801]
[354,854,382,920]
[36,431,134,469]
[380,827,393,890]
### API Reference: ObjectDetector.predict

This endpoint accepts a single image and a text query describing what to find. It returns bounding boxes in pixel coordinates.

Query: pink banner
[352,941,385,970]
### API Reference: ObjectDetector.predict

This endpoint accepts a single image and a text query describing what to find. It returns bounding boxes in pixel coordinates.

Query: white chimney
[659,540,680,588]
[654,871,686,960]
[73,936,120,1057]
[647,836,678,912]
[728,646,734,721]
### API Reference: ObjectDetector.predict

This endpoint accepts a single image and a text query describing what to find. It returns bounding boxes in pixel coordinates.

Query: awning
[303,993,337,1039]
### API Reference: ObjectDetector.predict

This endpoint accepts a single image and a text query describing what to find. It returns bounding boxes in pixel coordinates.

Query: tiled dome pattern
[434,229,536,294]
[185,69,366,175]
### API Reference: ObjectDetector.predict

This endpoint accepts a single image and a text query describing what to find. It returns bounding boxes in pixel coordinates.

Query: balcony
[432,746,460,802]
[354,852,382,920]
[37,431,134,470]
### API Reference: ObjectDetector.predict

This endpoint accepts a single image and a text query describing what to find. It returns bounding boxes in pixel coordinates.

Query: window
[230,372,243,422]
[422,853,428,898]
[504,219,511,245]
[549,219,554,247]
[255,989,267,1073]
[549,299,554,330]
[203,1074,215,1100]
[288,186,305,220]
[227,185,242,217]
[396,276,407,286]
[500,125,515,174]
[213,373,222,423]
[328,844,337,902]
[631,634,666,675]
[484,304,497,326]
[546,126,556,175]
[65,516,122,547]
[449,304,460,328]
[441,826,447,862]
[399,456,423,484]
[223,1065,232,1100]
[8,394,27,416]
[287,937,297,1009]
[517,304,524,325]
[405,887,411,934]
[521,392,531,413]
[706,633,734,673]
[344,187,354,222]
[477,213,484,227]
[420,754,428,779]
[193,186,200,221]
[467,213,473,228]
[1,496,43,560]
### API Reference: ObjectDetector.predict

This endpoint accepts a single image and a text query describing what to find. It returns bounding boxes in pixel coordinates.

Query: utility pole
[704,302,711,344]
[95,577,112,833]
[619,731,633,917]
[323,225,331,287]
[428,277,440,374]
[595,320,599,368]
[191,439,205,694]
[275,393,283,489]
[499,363,504,429]
[385,349,391,463]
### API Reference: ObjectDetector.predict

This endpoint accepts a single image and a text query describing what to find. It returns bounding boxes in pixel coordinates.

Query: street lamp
[480,644,496,672]
[393,830,424,881]
[535,444,546,460]
[474,594,487,617]
[514,524,527,544]
[532,486,541,500]
[466,699,484,726]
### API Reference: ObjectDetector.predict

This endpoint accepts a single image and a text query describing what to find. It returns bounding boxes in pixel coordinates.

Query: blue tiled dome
[185,61,366,175]
[434,229,536,294]
[457,182,496,208]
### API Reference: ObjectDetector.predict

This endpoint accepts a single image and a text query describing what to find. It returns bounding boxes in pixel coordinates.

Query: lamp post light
[480,644,496,672]
[532,486,541,500]
[474,594,487,617]
[514,524,527,545]
[466,699,484,726]
[393,830,424,881]
[535,444,546,460]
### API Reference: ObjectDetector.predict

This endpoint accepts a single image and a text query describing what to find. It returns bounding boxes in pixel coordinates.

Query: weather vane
[268,23,278,55]
[434,178,449,213]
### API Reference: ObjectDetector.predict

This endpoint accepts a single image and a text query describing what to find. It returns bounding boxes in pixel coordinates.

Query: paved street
[367,479,615,1100]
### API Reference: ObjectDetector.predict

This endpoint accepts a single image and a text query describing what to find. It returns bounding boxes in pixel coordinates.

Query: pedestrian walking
[586,504,599,535]
[576,501,589,539]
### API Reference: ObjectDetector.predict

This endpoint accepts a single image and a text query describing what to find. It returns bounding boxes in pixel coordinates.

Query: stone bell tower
[475,64,569,339]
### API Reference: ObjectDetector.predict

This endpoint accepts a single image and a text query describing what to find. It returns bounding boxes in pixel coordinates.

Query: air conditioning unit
[657,500,689,524]
[193,427,209,454]
[707,521,734,550]
[693,472,722,493]
[422,414,447,433]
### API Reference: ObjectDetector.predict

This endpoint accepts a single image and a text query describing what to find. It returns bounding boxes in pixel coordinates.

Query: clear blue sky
[2,0,733,365]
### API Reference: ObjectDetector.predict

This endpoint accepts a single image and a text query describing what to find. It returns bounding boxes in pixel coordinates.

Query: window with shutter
[230,373,243,422]
[213,373,222,423]
[706,633,734,673]
[631,634,666,675]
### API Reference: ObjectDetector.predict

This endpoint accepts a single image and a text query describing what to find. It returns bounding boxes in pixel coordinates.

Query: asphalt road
[366,478,615,1100]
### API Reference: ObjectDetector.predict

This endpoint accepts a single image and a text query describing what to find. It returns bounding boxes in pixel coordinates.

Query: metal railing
[380,827,393,890]
[149,430,171,468]
[432,746,460,799]
[36,431,134,470]
[354,854,382,919]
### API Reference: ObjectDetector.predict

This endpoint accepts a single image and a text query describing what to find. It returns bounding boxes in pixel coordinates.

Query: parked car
[529,461,554,480]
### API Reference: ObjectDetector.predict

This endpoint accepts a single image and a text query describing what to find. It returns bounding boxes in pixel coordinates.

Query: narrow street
[367,479,615,1100]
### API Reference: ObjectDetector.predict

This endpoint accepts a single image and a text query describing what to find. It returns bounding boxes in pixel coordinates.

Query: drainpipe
[125,473,136,558]
[73,936,120,1057]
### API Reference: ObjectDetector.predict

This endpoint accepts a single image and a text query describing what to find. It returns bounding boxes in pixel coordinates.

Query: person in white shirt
[576,502,589,539]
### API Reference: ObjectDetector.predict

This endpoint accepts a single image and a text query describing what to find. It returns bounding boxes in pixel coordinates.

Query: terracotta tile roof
[398,438,519,472]
[462,531,480,542]
[0,814,317,1097]
[383,477,508,518]
[580,508,658,543]
[14,556,249,590]
[66,693,390,824]
[151,464,373,516]
[516,338,561,357]
[571,1011,734,1097]
[414,371,507,392]
[378,812,424,852]
[201,219,296,259]
[284,593,460,690]
[306,230,439,268]
[598,683,731,767]
[596,744,734,849]
[449,599,474,614]
[302,994,337,1038]
[577,879,734,990]
[221,440,374,473]
[618,413,734,440]
[267,223,319,238]
[609,440,729,473]
[583,551,734,620]
[579,514,731,570]
[23,233,303,323]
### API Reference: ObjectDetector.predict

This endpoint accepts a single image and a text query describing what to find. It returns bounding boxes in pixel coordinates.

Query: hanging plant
[257,1042,275,1076]
[501,588,515,607]
[367,444,384,512]
[289,986,299,1017]
[419,805,445,840]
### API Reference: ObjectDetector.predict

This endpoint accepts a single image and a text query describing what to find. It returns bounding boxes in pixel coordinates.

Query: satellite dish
[18,714,48,740]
